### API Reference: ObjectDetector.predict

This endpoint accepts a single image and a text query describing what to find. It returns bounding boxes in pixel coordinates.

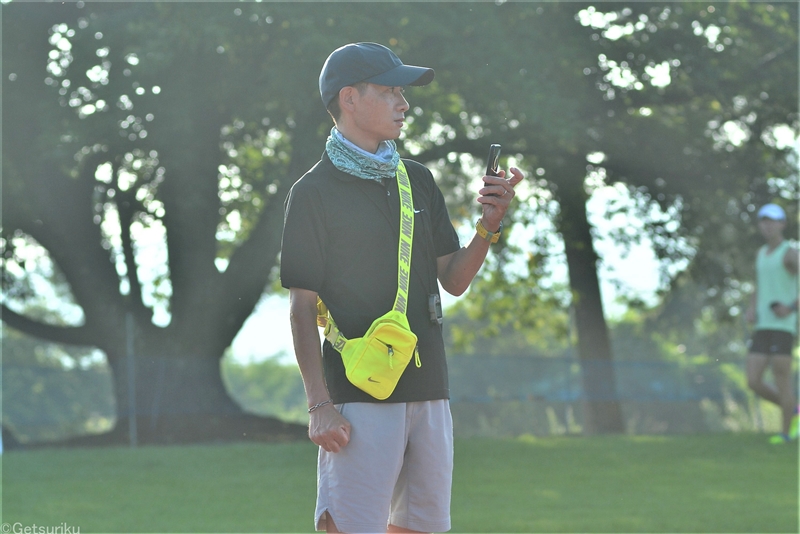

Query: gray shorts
[315,400,453,533]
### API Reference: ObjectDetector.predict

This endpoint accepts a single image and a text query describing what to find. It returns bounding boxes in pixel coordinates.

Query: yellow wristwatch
[476,219,503,244]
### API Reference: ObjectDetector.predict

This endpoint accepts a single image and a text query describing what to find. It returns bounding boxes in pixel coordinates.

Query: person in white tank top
[744,203,799,444]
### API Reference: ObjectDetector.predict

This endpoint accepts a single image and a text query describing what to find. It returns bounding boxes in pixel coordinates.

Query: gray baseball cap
[319,42,434,108]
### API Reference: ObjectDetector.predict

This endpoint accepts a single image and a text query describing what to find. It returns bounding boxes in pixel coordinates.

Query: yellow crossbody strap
[320,160,414,348]
[392,161,414,314]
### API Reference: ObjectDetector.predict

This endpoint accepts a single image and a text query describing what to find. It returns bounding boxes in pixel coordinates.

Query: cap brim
[365,64,434,87]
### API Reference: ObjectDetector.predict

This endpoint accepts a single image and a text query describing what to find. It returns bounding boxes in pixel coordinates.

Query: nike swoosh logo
[367,377,380,383]
[414,209,424,214]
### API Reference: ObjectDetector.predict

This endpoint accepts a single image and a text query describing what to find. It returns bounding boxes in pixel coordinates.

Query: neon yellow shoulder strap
[320,160,413,348]
[393,161,413,314]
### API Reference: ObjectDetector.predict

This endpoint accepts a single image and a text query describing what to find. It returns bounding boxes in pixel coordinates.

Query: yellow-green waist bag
[335,310,418,400]
[318,161,420,400]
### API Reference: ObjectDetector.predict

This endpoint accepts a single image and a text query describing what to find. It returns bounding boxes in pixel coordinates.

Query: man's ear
[339,86,358,112]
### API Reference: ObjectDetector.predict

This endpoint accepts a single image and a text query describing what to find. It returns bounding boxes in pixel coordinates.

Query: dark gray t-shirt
[280,153,461,403]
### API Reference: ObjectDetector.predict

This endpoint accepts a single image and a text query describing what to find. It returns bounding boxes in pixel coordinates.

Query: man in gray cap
[280,43,524,532]
[745,203,798,444]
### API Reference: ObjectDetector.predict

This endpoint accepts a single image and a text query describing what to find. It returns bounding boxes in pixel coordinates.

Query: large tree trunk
[105,340,306,445]
[108,338,237,438]
[556,170,625,435]
[1,308,308,447]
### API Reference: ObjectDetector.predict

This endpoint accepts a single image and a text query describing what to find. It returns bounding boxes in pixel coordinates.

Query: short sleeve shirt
[755,240,798,335]
[280,153,461,403]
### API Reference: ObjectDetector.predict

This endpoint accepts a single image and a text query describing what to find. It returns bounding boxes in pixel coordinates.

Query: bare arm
[746,288,757,324]
[438,167,525,296]
[783,244,798,275]
[437,233,492,297]
[772,245,800,317]
[289,287,350,452]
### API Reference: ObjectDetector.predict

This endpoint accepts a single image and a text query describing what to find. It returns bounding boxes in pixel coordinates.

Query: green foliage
[584,1,799,315]
[438,1,798,340]
[3,436,796,533]
[1,337,309,443]
[220,352,307,424]
[446,246,572,355]
[2,328,115,443]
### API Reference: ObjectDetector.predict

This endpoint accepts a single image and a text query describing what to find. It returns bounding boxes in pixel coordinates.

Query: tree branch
[1,305,95,347]
[32,156,127,324]
[215,111,325,344]
[116,184,151,319]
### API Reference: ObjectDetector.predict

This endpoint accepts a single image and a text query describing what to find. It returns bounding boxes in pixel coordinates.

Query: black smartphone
[485,144,501,177]
[484,144,502,196]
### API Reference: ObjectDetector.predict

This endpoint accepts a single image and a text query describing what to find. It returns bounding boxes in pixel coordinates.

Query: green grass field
[2,434,797,533]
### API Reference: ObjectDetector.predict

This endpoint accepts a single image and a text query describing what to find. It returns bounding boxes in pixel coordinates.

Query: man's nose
[397,93,409,111]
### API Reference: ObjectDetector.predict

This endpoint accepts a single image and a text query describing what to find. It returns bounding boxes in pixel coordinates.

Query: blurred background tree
[2,1,796,443]
[407,1,797,433]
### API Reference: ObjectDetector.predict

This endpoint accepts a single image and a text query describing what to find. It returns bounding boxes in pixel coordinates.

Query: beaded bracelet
[308,399,332,413]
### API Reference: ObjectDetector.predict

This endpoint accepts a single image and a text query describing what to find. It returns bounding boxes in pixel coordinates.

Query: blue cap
[758,203,786,221]
[319,42,434,108]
